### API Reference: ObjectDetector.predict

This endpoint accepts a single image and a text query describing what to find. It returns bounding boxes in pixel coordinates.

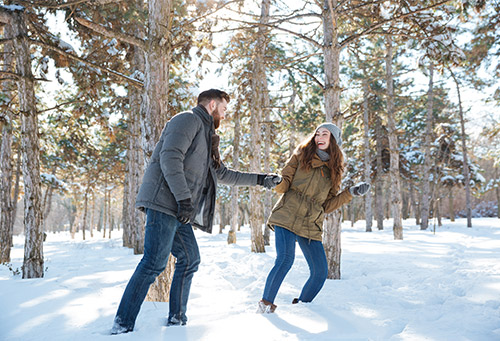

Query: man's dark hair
[197,89,230,105]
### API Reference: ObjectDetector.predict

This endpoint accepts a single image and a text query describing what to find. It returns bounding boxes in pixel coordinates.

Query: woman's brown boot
[257,299,277,313]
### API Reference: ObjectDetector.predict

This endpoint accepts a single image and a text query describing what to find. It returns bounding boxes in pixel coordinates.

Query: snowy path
[1,218,499,340]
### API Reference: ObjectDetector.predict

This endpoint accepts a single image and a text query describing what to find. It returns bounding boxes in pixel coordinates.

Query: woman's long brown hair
[296,133,344,189]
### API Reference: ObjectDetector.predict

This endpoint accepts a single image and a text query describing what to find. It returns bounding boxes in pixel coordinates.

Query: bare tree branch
[0,70,50,82]
[74,16,146,49]
[0,38,16,45]
[37,100,83,114]
[30,38,143,88]
[340,0,451,48]
[337,0,386,15]
[0,70,20,80]
[181,0,244,27]
[224,18,323,48]
[295,67,324,88]
[15,0,121,10]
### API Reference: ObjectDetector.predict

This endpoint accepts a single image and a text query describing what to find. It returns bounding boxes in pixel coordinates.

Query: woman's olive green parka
[266,153,353,241]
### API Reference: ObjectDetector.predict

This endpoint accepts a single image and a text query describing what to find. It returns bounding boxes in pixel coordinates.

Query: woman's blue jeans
[262,225,328,304]
[114,208,200,330]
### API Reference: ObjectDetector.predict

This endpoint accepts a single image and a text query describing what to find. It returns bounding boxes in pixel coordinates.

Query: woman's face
[315,127,331,150]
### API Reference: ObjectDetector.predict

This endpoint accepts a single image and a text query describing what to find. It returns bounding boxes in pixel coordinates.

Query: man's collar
[193,105,214,128]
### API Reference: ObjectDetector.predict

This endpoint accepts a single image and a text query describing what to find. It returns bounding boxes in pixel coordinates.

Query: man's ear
[210,99,217,112]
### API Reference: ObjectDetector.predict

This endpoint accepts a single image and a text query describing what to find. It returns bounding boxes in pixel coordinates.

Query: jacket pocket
[313,208,325,231]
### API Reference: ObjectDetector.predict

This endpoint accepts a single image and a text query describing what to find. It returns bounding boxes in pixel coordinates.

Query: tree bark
[421,63,434,230]
[436,194,442,227]
[385,35,403,240]
[288,89,297,158]
[0,19,14,263]
[121,150,130,245]
[448,187,455,221]
[362,78,373,232]
[11,9,44,278]
[322,0,343,279]
[263,90,272,246]
[125,41,145,249]
[228,105,241,244]
[142,0,175,302]
[375,116,385,230]
[495,166,500,219]
[102,179,108,239]
[90,191,95,237]
[11,147,21,246]
[82,188,89,240]
[450,70,472,227]
[248,0,271,253]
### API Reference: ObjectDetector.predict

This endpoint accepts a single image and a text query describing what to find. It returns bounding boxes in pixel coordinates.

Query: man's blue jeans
[262,225,328,304]
[114,208,200,330]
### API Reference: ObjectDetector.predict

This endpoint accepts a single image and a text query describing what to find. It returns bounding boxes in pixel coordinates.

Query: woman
[258,123,370,313]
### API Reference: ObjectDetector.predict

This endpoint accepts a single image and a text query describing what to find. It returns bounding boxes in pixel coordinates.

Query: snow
[1,218,500,340]
[441,175,455,182]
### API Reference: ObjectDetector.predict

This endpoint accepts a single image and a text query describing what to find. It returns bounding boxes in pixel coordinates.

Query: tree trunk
[103,181,108,239]
[263,93,272,245]
[143,0,175,302]
[350,201,355,227]
[495,166,500,219]
[0,20,14,263]
[401,182,410,219]
[362,78,373,232]
[126,33,146,250]
[288,89,298,157]
[248,0,271,253]
[97,199,103,232]
[43,181,54,231]
[11,147,21,246]
[450,70,472,227]
[436,195,442,227]
[122,144,130,245]
[322,0,343,279]
[83,188,89,241]
[9,9,44,278]
[228,105,241,244]
[421,63,434,230]
[90,191,95,237]
[107,187,113,239]
[375,117,385,230]
[385,36,403,240]
[140,0,173,163]
[145,254,175,302]
[263,80,272,245]
[448,187,455,221]
[408,182,417,223]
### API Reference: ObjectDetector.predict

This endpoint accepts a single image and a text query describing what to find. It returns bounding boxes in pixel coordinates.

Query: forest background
[0,0,499,292]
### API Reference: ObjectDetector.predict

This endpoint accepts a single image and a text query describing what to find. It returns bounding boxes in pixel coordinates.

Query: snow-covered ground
[1,218,500,341]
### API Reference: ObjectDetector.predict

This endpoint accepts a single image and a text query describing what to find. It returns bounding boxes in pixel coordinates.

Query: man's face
[209,99,228,129]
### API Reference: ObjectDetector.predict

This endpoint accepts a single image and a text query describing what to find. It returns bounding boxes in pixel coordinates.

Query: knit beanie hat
[316,123,342,146]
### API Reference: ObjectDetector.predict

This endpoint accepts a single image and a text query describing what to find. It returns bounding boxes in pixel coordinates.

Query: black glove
[176,198,194,224]
[349,182,371,196]
[257,174,282,189]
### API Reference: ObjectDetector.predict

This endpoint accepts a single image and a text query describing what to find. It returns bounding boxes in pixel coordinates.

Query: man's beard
[212,108,221,129]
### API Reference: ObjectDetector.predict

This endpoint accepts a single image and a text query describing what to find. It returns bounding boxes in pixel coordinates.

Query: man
[111,89,280,334]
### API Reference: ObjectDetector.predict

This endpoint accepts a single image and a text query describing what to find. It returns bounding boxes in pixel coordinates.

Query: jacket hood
[311,153,329,168]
